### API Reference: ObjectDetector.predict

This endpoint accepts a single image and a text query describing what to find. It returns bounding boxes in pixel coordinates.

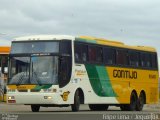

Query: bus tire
[136,92,145,111]
[128,92,137,111]
[129,92,137,111]
[71,90,80,112]
[31,105,40,112]
[89,104,109,111]
[120,92,137,111]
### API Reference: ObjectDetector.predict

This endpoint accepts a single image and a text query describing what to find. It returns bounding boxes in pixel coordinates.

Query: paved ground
[0,103,159,120]
[0,102,159,113]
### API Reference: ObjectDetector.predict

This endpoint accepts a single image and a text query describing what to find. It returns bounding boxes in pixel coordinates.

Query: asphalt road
[0,103,160,120]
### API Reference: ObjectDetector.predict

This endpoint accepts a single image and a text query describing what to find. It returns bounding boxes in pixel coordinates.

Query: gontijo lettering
[113,69,137,79]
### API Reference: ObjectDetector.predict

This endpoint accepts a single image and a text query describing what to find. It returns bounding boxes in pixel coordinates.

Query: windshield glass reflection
[9,56,58,85]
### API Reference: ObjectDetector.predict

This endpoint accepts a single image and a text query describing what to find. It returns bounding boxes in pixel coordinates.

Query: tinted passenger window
[74,42,88,63]
[128,51,139,67]
[116,49,128,65]
[81,45,88,62]
[96,47,103,63]
[88,46,103,63]
[88,46,96,62]
[151,54,158,69]
[140,53,151,67]
[103,47,115,64]
[75,43,81,62]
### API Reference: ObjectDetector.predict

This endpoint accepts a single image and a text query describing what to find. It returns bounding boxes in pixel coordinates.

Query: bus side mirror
[4,67,8,74]
[1,56,8,74]
[2,67,8,74]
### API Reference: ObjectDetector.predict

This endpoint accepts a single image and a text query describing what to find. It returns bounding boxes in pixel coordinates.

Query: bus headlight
[8,96,15,100]
[44,96,52,99]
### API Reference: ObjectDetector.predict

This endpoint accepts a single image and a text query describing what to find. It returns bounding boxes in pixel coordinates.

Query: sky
[0,0,160,68]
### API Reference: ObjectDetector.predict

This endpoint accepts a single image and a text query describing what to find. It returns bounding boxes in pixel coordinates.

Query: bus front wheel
[71,90,80,112]
[31,105,40,112]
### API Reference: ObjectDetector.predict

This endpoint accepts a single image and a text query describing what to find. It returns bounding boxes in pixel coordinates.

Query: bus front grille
[18,90,28,92]
[30,89,40,92]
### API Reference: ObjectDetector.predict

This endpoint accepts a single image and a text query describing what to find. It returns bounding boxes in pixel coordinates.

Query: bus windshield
[8,56,58,85]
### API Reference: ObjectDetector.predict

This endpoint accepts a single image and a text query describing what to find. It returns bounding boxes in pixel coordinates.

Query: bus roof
[0,46,10,54]
[14,35,156,53]
[14,35,75,41]
[78,36,157,53]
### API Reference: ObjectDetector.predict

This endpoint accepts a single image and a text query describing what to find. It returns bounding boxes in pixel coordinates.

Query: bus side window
[103,47,116,65]
[151,53,158,69]
[81,44,88,62]
[96,47,103,63]
[146,54,151,67]
[74,42,88,63]
[88,46,96,63]
[116,49,128,66]
[141,53,145,67]
[128,51,140,67]
[75,43,82,62]
[140,53,151,68]
[88,45,102,63]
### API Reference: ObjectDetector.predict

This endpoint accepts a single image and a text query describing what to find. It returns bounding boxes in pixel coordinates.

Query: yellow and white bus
[7,35,159,112]
[0,46,10,102]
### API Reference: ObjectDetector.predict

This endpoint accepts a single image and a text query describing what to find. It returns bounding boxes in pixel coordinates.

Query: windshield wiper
[32,71,42,86]
[31,61,42,85]
[16,72,25,86]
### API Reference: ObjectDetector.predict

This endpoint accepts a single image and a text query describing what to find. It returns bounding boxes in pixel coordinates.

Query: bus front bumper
[7,93,61,105]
